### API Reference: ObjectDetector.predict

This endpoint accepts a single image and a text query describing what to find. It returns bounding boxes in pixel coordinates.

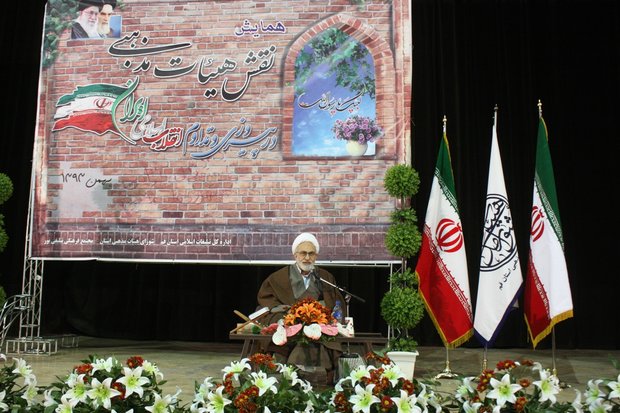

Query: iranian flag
[52,83,128,135]
[416,124,473,348]
[524,116,573,348]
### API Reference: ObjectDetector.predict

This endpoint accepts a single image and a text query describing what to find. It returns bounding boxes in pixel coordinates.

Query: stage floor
[7,336,620,403]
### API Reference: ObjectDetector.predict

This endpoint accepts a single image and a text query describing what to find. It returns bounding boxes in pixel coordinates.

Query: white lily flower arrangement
[571,373,620,413]
[0,357,40,411]
[190,352,324,413]
[43,354,185,413]
[451,359,562,413]
[329,362,442,413]
[449,358,620,413]
[1,351,619,413]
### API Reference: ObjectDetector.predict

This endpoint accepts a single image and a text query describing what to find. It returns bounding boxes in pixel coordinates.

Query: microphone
[308,265,324,297]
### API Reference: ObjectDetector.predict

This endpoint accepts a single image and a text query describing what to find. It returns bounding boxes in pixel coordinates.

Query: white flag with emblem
[473,110,523,346]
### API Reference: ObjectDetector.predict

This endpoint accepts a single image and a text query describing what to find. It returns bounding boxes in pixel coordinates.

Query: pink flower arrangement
[260,298,340,346]
[332,115,383,144]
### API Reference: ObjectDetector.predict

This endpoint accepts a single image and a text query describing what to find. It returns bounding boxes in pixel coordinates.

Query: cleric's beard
[298,262,314,273]
[98,22,111,36]
[82,20,100,37]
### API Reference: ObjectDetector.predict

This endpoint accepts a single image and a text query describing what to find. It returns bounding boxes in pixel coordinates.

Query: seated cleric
[256,232,345,377]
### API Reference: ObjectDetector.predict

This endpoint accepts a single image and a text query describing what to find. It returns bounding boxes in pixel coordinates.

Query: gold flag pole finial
[442,115,447,134]
[538,99,543,118]
[493,104,498,126]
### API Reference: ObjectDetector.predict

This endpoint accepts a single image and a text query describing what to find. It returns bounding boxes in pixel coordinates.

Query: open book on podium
[230,306,270,334]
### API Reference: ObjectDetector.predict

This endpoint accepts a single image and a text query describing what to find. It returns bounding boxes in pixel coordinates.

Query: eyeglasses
[295,251,316,258]
[85,10,99,16]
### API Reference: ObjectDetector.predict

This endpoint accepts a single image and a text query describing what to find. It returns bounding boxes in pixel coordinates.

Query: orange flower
[283,298,334,326]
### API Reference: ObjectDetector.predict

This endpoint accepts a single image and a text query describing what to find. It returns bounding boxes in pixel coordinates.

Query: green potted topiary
[381,164,425,378]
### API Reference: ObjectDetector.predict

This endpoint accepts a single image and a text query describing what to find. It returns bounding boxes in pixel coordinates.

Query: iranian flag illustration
[52,83,128,135]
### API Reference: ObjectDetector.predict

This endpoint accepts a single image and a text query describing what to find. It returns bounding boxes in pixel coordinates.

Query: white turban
[292,233,320,254]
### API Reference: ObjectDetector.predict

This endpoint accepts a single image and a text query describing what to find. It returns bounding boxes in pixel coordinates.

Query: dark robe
[71,21,90,39]
[256,265,346,374]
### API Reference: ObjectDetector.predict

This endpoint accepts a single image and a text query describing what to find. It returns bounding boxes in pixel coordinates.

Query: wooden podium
[228,332,388,359]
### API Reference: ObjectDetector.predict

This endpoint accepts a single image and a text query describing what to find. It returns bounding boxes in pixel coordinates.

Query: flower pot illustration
[346,140,368,156]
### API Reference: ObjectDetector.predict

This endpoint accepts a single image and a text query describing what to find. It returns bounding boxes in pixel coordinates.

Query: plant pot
[337,352,366,380]
[387,350,419,380]
[346,140,368,156]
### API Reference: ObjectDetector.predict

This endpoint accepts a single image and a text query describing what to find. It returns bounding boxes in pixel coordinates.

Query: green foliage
[389,207,417,226]
[295,27,375,98]
[0,173,12,304]
[42,0,79,68]
[0,173,13,254]
[390,268,418,289]
[383,164,420,199]
[0,215,7,253]
[387,337,419,352]
[0,173,13,205]
[382,164,425,351]
[380,286,425,331]
[385,223,421,258]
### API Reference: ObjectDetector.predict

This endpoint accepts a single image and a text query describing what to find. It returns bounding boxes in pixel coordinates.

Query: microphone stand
[316,276,368,375]
[315,276,366,355]
[316,276,366,311]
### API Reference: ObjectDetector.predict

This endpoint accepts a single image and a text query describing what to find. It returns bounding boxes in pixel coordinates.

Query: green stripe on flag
[57,83,128,106]
[436,132,459,212]
[535,118,564,248]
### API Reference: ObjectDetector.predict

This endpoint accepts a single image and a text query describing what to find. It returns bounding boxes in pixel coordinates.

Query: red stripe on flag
[417,231,472,346]
[524,250,551,346]
[52,111,117,135]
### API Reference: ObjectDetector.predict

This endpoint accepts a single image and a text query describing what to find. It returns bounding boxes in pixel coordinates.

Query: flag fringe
[419,289,473,349]
[525,309,574,348]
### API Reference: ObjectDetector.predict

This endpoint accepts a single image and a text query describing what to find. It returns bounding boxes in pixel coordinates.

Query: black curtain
[411,0,620,349]
[1,0,618,349]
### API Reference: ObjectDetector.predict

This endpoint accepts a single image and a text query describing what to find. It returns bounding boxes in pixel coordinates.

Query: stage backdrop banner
[31,0,412,262]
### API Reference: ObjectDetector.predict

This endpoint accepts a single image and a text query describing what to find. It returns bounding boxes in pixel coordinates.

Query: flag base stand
[434,363,458,379]
[553,368,571,389]
[551,328,570,389]
[558,380,571,389]
[434,347,460,380]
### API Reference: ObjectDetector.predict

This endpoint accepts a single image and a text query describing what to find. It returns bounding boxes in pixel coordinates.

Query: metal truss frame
[5,167,58,355]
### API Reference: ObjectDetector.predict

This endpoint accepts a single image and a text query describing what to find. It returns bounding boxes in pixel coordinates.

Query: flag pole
[538,99,543,118]
[552,326,557,376]
[435,345,458,379]
[480,105,497,375]
[551,327,569,388]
